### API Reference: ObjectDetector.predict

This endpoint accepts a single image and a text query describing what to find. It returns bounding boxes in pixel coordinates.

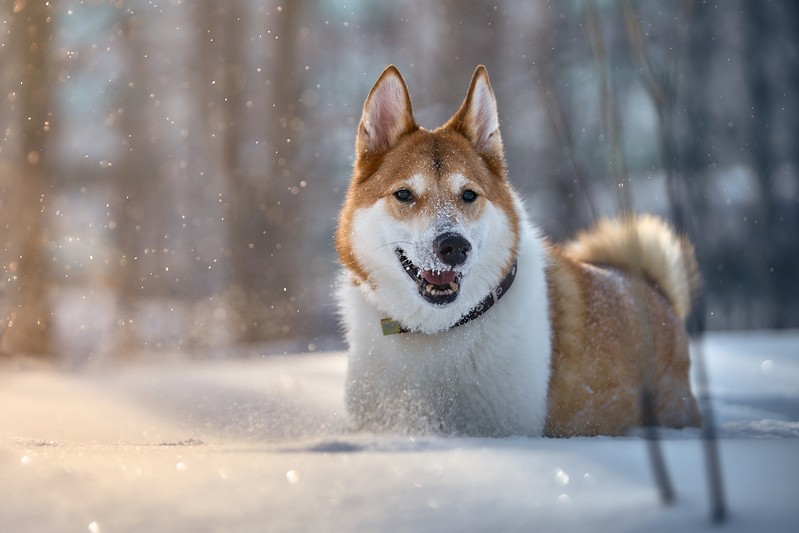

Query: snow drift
[1,331,797,532]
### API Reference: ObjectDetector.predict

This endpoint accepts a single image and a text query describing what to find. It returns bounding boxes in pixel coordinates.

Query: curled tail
[563,214,699,320]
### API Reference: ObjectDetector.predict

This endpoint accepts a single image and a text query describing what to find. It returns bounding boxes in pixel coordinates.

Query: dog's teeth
[429,287,453,296]
[423,279,460,298]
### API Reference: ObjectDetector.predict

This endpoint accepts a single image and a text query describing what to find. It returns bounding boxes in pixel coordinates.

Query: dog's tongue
[421,270,457,286]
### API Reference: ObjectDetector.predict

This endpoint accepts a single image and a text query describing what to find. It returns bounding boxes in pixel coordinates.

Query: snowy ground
[1,331,798,533]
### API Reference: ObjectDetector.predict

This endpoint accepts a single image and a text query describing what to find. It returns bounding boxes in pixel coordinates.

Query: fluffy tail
[563,214,699,320]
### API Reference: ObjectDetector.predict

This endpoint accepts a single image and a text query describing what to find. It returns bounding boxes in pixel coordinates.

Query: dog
[335,65,701,437]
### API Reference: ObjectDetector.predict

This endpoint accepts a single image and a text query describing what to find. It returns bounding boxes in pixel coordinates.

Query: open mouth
[396,248,461,305]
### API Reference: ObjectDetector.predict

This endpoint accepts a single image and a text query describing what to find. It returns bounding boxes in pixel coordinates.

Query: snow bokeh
[1,331,798,532]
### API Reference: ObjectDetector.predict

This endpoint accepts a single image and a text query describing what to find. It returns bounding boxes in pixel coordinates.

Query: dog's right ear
[356,65,417,154]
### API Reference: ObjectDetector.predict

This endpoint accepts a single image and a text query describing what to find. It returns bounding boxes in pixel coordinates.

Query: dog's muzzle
[395,246,464,306]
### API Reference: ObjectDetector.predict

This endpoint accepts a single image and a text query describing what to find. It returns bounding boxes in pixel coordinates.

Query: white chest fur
[339,224,552,437]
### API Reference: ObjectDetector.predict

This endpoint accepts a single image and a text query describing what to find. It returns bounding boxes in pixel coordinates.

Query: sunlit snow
[1,331,798,532]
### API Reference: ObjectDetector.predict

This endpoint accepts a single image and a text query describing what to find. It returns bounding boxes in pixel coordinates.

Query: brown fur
[564,214,699,319]
[545,244,701,437]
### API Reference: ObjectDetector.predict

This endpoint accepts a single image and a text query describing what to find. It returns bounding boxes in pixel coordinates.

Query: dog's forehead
[406,171,467,195]
[384,129,492,186]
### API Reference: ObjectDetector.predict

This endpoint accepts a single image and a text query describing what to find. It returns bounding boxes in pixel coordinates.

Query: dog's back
[545,215,701,436]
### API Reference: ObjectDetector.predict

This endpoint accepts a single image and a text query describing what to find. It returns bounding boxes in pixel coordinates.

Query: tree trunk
[743,0,783,327]
[1,1,55,357]
[222,1,308,344]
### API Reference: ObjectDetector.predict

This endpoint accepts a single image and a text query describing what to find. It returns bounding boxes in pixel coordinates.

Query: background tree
[1,0,56,356]
[1,0,796,362]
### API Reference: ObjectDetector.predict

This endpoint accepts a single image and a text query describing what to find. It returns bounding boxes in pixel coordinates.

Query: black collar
[380,260,518,336]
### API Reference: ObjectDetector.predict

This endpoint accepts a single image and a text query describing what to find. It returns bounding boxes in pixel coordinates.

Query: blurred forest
[1,0,797,363]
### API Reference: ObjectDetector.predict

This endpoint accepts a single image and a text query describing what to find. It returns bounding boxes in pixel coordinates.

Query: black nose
[435,233,471,267]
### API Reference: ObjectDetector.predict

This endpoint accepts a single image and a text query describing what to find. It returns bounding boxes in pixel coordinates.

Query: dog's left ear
[446,65,503,160]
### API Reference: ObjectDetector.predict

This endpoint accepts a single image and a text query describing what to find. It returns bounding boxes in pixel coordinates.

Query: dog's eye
[462,189,478,203]
[394,188,413,202]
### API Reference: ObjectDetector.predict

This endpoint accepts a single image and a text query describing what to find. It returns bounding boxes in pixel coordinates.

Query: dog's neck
[380,260,518,336]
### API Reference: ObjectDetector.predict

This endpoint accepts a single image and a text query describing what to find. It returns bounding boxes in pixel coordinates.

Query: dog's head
[336,65,521,333]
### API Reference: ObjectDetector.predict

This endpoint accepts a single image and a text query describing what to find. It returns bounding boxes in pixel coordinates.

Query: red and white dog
[336,65,701,437]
